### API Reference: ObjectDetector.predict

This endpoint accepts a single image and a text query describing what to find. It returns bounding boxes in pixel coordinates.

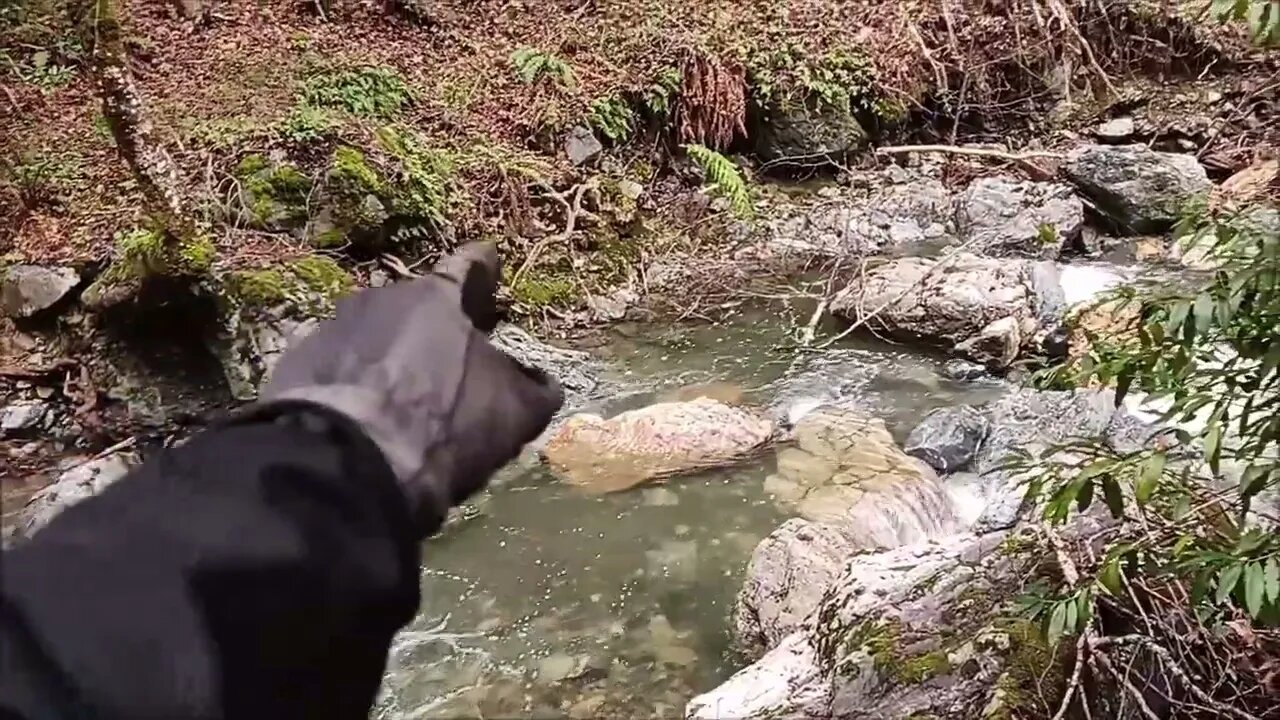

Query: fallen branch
[510,180,596,286]
[1091,635,1264,720]
[875,145,1058,180]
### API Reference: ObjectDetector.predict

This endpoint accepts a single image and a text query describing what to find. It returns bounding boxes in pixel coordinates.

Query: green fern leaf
[683,143,753,219]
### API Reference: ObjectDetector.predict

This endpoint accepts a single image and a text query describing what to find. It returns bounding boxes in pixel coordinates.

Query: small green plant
[278,104,339,143]
[1211,0,1280,45]
[588,96,635,142]
[510,47,576,88]
[8,152,82,207]
[746,41,878,112]
[302,65,415,119]
[374,125,457,226]
[643,66,683,117]
[3,47,76,92]
[683,143,753,219]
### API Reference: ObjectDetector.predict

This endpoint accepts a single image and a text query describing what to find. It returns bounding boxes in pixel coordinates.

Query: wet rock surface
[543,398,775,492]
[954,177,1084,258]
[903,405,989,473]
[1064,144,1211,233]
[829,254,1051,367]
[12,452,139,542]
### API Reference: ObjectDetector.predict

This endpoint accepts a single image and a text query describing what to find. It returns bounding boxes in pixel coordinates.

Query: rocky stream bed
[4,137,1275,718]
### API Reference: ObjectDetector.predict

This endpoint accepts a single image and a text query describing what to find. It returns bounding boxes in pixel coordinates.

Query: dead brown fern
[675,49,747,150]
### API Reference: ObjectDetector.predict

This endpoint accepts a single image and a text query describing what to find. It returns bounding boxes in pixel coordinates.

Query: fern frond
[683,143,753,219]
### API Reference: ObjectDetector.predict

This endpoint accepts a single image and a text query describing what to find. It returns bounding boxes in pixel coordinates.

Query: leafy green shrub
[510,47,576,88]
[8,152,81,207]
[643,67,683,117]
[1010,202,1280,715]
[374,126,457,227]
[747,42,877,113]
[302,65,415,119]
[683,144,753,219]
[278,104,339,143]
[588,96,635,142]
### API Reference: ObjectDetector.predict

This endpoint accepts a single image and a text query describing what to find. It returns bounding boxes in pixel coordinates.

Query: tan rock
[543,397,774,493]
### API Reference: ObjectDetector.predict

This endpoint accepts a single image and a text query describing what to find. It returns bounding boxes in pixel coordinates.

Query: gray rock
[213,307,321,401]
[490,324,602,411]
[15,453,138,541]
[565,126,603,166]
[1029,261,1066,326]
[973,388,1119,532]
[1,402,46,436]
[765,169,953,256]
[954,177,1084,258]
[734,518,865,658]
[689,515,1114,720]
[904,405,989,473]
[756,102,868,165]
[1064,144,1211,234]
[942,359,988,381]
[829,254,1049,367]
[1,265,81,318]
[1095,117,1135,143]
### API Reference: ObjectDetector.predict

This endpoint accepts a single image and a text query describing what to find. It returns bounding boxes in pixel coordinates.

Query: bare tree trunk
[78,0,193,238]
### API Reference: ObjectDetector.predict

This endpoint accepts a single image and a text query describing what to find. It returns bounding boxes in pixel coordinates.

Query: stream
[375,303,1008,719]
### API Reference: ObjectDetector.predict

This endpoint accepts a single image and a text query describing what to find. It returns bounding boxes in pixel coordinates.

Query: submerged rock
[755,102,868,165]
[829,254,1050,367]
[14,452,139,541]
[542,398,774,492]
[953,177,1084,258]
[489,324,602,411]
[1,265,81,318]
[903,405,989,473]
[1064,144,1210,233]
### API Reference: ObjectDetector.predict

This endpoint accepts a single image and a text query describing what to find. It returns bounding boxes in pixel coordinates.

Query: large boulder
[734,518,867,658]
[542,398,775,492]
[688,519,1112,720]
[12,452,139,542]
[903,405,989,473]
[768,406,957,542]
[1064,144,1211,234]
[1,265,81,318]
[755,102,868,165]
[743,407,960,657]
[953,177,1084,258]
[764,166,953,256]
[828,254,1061,367]
[489,324,603,411]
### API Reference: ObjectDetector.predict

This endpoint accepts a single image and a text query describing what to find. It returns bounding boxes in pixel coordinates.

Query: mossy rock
[754,98,869,165]
[220,255,354,315]
[234,154,313,231]
[82,228,218,310]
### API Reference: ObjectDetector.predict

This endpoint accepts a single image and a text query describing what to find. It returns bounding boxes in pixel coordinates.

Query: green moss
[983,619,1068,718]
[226,268,292,307]
[897,651,952,684]
[331,146,384,195]
[290,255,354,297]
[223,256,354,312]
[116,228,216,277]
[509,272,575,307]
[236,153,269,176]
[235,156,313,227]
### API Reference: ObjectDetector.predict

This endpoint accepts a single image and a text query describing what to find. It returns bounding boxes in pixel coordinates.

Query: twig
[1093,648,1161,720]
[510,180,596,286]
[1091,635,1264,720]
[380,253,420,279]
[797,298,829,347]
[875,144,1058,180]
[1051,631,1090,720]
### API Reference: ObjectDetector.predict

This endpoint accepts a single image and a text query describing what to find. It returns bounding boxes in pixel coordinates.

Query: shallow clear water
[376,305,1006,719]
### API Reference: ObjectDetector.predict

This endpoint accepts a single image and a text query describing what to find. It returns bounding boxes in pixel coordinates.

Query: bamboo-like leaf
[1099,557,1124,596]
[1076,477,1094,512]
[1101,475,1125,518]
[1135,453,1165,505]
[1245,562,1266,617]
[1194,293,1214,335]
[1217,563,1243,604]
[1047,602,1067,644]
[1265,558,1280,603]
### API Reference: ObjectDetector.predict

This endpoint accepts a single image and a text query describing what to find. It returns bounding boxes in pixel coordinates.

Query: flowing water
[375,304,1007,719]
